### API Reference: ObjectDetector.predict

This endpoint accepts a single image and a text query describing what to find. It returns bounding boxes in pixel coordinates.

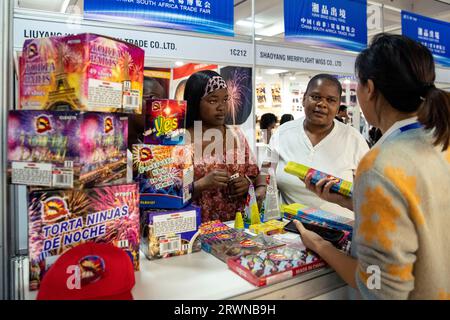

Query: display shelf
[25,250,345,300]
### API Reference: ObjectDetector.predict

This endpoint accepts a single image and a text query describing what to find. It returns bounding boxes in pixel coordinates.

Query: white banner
[13,17,254,66]
[256,44,356,74]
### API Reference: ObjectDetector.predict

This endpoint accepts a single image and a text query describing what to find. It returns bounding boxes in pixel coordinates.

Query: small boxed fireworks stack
[143,99,186,145]
[140,205,202,260]
[198,219,284,263]
[20,33,144,113]
[28,183,140,290]
[282,203,354,237]
[8,110,128,189]
[227,245,326,287]
[132,144,194,209]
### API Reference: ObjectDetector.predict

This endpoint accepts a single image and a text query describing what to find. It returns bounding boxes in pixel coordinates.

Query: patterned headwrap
[202,76,228,98]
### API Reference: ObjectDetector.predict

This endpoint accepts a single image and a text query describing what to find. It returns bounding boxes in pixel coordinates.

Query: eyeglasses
[203,96,231,107]
[308,94,339,105]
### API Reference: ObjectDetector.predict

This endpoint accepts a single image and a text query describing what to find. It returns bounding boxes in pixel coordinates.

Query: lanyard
[383,122,422,143]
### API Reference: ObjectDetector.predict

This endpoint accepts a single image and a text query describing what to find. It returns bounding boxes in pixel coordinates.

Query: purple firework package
[140,205,201,260]
[8,110,128,189]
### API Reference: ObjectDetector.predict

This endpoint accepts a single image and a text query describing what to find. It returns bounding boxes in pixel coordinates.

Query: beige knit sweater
[352,124,450,300]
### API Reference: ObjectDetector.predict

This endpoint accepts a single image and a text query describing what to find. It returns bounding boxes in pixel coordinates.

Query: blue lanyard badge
[386,122,422,142]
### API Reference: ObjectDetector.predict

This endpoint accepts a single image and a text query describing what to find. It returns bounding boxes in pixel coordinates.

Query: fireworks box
[200,227,284,263]
[132,144,194,209]
[19,33,144,113]
[143,99,186,145]
[140,204,202,260]
[28,183,140,291]
[282,203,354,237]
[227,245,326,287]
[8,110,128,189]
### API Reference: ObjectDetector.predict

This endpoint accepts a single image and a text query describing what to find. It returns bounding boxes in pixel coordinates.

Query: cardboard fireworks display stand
[7,33,146,292]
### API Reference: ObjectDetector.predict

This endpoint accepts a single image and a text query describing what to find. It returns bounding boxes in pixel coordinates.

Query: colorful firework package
[202,232,284,263]
[132,144,194,209]
[227,245,326,287]
[282,203,354,237]
[143,99,186,145]
[20,33,144,113]
[140,204,202,260]
[8,110,128,189]
[28,183,140,291]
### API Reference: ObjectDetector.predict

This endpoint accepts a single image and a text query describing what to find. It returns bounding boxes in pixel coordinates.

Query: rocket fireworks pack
[28,183,140,291]
[8,110,128,189]
[19,33,144,113]
[140,205,202,260]
[143,99,187,145]
[132,144,194,209]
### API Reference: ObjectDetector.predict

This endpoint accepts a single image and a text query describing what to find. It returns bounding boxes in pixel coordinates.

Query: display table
[25,250,346,300]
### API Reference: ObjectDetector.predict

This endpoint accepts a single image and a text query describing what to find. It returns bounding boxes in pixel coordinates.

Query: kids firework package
[282,203,354,237]
[143,99,186,145]
[259,166,282,222]
[8,110,128,189]
[28,183,140,291]
[20,33,144,113]
[140,205,202,260]
[227,245,326,287]
[132,144,194,209]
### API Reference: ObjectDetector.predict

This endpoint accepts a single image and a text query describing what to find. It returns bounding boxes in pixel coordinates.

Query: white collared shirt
[266,117,370,219]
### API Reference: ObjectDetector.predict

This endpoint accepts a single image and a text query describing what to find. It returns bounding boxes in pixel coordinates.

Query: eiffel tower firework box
[8,110,128,189]
[19,33,144,113]
[28,183,140,290]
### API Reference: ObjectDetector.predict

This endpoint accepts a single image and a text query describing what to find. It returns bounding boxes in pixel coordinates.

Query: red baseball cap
[37,242,135,300]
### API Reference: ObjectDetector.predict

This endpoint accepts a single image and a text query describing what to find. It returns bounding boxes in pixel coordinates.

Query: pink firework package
[20,33,144,113]
[28,183,140,291]
[8,110,128,189]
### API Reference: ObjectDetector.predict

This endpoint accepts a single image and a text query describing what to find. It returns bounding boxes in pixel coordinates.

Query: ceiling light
[256,76,263,80]
[255,37,262,41]
[236,20,265,29]
[175,61,184,67]
[265,69,288,75]
[344,79,351,85]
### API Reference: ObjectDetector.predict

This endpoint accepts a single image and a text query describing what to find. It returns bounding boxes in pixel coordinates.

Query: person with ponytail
[293,34,450,299]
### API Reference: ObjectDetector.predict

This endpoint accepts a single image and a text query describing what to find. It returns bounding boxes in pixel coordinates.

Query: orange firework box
[19,33,144,113]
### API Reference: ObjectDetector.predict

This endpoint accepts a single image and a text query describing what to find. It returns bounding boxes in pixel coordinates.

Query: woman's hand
[293,220,328,253]
[229,176,250,199]
[198,169,230,190]
[304,173,353,210]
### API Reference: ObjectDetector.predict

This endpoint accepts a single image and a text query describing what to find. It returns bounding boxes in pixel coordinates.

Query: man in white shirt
[264,74,369,218]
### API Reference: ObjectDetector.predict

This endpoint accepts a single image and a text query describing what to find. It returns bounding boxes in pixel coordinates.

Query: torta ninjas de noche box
[19,33,144,113]
[8,110,128,189]
[28,183,140,290]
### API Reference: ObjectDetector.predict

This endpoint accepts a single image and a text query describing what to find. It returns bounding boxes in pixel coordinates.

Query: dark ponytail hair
[355,33,450,151]
[184,70,222,128]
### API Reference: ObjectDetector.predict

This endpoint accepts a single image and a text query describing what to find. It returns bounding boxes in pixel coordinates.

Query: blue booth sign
[284,0,367,52]
[84,0,234,37]
[402,11,450,67]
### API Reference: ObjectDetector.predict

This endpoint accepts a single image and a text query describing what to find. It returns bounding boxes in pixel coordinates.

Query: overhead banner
[402,11,450,67]
[14,18,251,66]
[84,0,234,37]
[284,0,367,52]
